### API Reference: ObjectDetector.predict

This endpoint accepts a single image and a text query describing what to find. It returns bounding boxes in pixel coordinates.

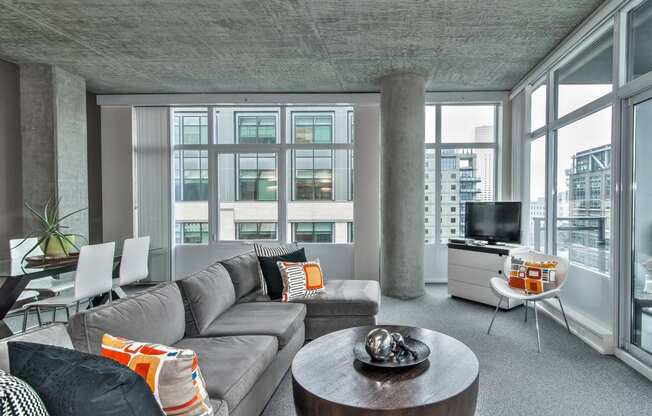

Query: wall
[53,67,88,238]
[19,64,88,239]
[100,106,134,244]
[0,59,21,257]
[86,93,102,243]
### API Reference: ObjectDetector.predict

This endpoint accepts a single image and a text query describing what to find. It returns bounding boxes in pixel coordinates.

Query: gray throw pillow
[220,251,261,300]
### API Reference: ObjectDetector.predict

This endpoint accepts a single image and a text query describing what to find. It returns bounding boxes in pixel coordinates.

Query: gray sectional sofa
[0,250,380,416]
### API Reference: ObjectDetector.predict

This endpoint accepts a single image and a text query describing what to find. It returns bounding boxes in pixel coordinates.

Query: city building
[562,144,611,273]
[174,106,354,245]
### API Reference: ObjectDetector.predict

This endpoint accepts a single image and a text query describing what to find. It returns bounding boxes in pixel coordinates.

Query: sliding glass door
[624,90,652,365]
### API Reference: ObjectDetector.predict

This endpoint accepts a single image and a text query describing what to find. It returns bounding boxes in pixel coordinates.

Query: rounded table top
[291,325,479,412]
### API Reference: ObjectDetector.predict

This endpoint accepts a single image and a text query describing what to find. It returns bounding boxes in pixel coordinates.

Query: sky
[529,84,612,200]
[425,105,495,143]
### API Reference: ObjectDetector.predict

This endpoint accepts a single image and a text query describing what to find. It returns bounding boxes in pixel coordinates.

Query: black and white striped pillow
[254,243,299,295]
[0,370,49,416]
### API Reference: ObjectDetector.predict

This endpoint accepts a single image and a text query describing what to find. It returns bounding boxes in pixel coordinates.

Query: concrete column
[20,64,88,239]
[380,73,425,299]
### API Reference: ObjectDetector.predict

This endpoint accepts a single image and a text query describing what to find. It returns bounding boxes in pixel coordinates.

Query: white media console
[447,242,527,309]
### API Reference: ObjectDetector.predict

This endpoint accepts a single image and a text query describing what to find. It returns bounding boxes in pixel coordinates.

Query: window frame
[424,102,501,245]
[172,106,353,245]
[524,20,616,277]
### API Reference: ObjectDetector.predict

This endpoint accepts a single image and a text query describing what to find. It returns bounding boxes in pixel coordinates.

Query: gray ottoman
[292,280,381,340]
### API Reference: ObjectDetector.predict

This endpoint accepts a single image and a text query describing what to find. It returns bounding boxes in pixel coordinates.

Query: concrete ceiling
[0,0,605,94]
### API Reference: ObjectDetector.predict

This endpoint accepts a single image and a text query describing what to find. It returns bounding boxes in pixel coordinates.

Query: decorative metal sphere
[365,328,393,361]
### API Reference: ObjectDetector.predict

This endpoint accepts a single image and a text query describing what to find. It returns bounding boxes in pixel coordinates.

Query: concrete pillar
[20,64,89,239]
[380,73,425,299]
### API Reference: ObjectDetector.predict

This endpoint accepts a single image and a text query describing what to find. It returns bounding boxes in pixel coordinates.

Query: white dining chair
[21,242,116,330]
[10,238,75,296]
[487,251,571,352]
[113,236,150,299]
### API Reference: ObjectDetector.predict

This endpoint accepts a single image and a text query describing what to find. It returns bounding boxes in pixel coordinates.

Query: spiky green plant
[12,198,87,261]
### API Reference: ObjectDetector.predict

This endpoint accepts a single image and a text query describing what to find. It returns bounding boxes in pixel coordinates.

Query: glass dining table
[0,248,161,337]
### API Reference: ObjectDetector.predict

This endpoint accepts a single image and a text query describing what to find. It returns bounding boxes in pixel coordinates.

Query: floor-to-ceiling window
[518,0,652,370]
[624,0,652,367]
[424,103,499,245]
[173,108,209,244]
[172,105,354,245]
[524,22,614,276]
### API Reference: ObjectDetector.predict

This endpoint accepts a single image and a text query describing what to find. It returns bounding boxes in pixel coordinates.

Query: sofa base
[230,324,305,416]
[305,315,376,340]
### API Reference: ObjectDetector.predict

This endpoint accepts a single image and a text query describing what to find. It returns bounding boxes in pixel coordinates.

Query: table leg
[0,277,30,338]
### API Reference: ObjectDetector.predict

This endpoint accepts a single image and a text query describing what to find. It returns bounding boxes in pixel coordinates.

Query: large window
[556,107,612,274]
[529,136,546,250]
[424,104,499,244]
[524,20,614,277]
[173,108,210,245]
[173,106,353,244]
[555,26,613,118]
[627,0,652,81]
[287,109,353,244]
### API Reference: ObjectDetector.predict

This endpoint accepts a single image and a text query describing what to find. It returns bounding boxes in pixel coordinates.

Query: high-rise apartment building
[425,149,481,243]
[562,144,611,273]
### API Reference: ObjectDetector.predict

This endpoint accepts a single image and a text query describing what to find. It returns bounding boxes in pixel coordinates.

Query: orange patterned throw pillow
[277,259,325,302]
[101,334,213,416]
[508,257,558,294]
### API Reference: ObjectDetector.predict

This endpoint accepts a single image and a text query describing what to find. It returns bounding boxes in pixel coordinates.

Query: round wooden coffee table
[292,325,479,416]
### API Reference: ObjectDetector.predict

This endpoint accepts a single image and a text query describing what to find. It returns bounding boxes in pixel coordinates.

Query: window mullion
[278,105,288,243]
[208,106,218,243]
[434,105,442,245]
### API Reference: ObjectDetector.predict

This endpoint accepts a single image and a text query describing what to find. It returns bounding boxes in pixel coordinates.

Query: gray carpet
[262,284,652,416]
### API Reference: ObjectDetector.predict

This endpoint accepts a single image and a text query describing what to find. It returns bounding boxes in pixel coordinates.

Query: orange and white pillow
[100,334,213,416]
[277,259,326,302]
[508,257,558,294]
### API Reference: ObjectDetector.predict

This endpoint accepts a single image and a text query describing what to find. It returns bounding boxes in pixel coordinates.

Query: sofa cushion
[292,280,381,317]
[173,335,277,411]
[196,302,306,348]
[210,399,228,416]
[177,262,236,336]
[67,283,186,354]
[0,323,73,373]
[220,251,261,300]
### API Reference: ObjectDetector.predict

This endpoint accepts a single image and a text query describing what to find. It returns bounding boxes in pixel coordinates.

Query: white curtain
[134,107,171,281]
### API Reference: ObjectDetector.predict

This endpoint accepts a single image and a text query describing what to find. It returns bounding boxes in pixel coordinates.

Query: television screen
[464,202,522,244]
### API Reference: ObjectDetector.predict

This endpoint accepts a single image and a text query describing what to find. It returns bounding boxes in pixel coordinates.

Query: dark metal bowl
[353,337,431,368]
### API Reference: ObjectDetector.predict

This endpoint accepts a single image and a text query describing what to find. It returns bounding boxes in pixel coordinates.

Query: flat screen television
[464,201,522,245]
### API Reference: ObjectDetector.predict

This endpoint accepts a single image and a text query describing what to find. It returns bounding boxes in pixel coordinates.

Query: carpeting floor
[8,284,651,415]
[261,284,652,416]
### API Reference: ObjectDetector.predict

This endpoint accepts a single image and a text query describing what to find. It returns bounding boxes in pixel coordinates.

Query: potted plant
[15,198,87,261]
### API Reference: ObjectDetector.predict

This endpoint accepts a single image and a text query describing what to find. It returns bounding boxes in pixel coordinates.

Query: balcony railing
[531,216,609,274]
